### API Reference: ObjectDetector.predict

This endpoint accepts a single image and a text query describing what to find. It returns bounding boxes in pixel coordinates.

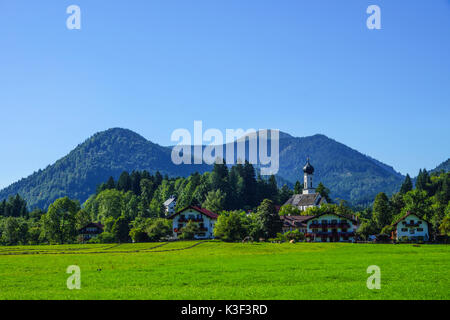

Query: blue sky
[0,0,449,189]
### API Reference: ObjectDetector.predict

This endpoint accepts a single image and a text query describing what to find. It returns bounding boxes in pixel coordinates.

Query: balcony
[178,217,204,223]
[402,221,421,227]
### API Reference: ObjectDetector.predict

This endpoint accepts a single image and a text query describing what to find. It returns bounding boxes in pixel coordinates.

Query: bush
[285,229,305,242]
[96,232,116,243]
[179,221,199,240]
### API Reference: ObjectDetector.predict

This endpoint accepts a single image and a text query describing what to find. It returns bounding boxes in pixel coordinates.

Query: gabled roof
[303,212,358,224]
[78,222,104,232]
[284,193,322,207]
[392,211,431,227]
[281,215,314,228]
[164,197,176,206]
[168,205,219,220]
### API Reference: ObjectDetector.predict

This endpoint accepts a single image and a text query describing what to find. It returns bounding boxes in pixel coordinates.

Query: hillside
[0,128,209,209]
[220,132,404,204]
[0,128,407,209]
[431,158,450,173]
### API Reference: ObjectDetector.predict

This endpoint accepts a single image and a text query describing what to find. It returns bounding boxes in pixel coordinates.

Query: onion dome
[303,158,314,174]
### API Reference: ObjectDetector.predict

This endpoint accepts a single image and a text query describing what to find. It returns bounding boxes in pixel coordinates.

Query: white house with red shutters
[169,206,218,239]
[304,213,358,242]
[392,212,431,242]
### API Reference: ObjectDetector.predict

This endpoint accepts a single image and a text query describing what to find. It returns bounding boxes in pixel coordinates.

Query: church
[283,158,327,211]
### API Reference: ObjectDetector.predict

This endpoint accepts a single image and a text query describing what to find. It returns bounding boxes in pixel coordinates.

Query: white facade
[303,172,315,194]
[306,214,357,242]
[395,214,430,241]
[164,197,176,215]
[172,208,217,239]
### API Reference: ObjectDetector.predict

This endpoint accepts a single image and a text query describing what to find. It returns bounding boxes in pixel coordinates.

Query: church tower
[302,158,315,195]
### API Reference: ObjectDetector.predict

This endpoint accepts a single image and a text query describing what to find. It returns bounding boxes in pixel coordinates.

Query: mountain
[431,159,450,173]
[0,128,209,209]
[218,132,404,204]
[0,128,407,209]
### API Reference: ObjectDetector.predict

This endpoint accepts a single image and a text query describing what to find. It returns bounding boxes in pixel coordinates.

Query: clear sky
[0,0,449,189]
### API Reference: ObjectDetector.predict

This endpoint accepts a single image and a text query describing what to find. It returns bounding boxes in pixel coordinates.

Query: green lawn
[0,241,448,300]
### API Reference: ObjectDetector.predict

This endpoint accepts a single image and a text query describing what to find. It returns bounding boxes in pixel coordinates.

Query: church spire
[302,157,315,194]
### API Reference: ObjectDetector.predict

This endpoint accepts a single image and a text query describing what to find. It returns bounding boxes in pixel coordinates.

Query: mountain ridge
[0,127,443,209]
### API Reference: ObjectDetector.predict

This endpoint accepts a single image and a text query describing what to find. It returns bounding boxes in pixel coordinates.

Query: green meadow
[0,241,448,300]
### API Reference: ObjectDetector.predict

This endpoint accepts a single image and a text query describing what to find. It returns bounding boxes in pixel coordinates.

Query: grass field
[0,241,448,300]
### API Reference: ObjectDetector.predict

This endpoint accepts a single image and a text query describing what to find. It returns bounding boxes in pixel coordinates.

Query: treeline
[0,162,300,245]
[277,170,450,239]
[355,170,450,238]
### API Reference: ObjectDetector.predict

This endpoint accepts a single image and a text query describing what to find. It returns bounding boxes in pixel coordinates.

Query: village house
[169,206,218,239]
[163,196,177,215]
[391,212,431,242]
[284,158,327,211]
[78,222,104,241]
[304,213,358,242]
[280,215,312,234]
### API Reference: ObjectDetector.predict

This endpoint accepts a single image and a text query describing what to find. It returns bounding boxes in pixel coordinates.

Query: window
[401,228,407,232]
[417,228,423,232]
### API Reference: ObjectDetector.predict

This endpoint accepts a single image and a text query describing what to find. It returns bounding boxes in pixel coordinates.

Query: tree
[42,197,80,244]
[294,181,303,194]
[75,209,91,230]
[111,216,130,243]
[255,199,282,239]
[278,184,293,204]
[356,219,378,240]
[402,189,432,219]
[1,217,27,245]
[439,214,450,236]
[372,192,392,231]
[179,220,199,240]
[96,189,124,222]
[316,182,331,203]
[278,204,301,216]
[213,211,249,242]
[105,176,116,190]
[399,174,413,194]
[416,169,431,192]
[117,171,132,192]
[146,218,172,241]
[202,190,226,213]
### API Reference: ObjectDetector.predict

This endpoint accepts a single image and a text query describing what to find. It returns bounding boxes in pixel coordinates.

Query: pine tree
[117,171,132,192]
[372,192,392,231]
[294,181,302,194]
[400,174,413,194]
[255,199,282,239]
[416,169,430,192]
[316,182,331,203]
[105,176,116,190]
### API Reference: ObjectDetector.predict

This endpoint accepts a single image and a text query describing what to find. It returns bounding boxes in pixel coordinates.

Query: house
[284,158,327,211]
[78,222,104,241]
[391,212,431,242]
[168,206,218,239]
[280,215,313,234]
[304,212,358,242]
[163,196,177,215]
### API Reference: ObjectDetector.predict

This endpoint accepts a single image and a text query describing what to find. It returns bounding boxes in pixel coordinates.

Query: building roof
[164,197,176,206]
[78,222,104,232]
[281,215,314,228]
[303,212,358,224]
[392,211,431,227]
[284,193,322,207]
[168,205,219,220]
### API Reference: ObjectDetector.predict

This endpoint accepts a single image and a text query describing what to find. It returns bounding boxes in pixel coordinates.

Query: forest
[0,160,448,245]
